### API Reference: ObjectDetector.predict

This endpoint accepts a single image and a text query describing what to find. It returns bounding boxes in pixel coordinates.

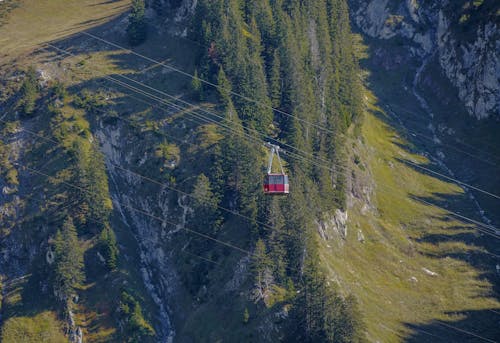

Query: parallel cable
[5,15,499,342]
[4,117,500,343]
[404,159,500,200]
[384,103,500,160]
[7,90,500,244]
[81,31,336,135]
[379,322,447,341]
[4,112,500,243]
[14,162,250,254]
[178,29,500,169]
[173,31,500,165]
[54,43,333,169]
[14,45,500,237]
[436,321,498,343]
[47,41,500,202]
[19,184,222,267]
[19,164,500,343]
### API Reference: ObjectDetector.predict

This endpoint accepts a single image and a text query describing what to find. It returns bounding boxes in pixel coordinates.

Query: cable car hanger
[266,142,285,174]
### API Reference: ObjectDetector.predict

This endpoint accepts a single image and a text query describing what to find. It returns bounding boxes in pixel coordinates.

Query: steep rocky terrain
[350,0,499,119]
[0,0,499,342]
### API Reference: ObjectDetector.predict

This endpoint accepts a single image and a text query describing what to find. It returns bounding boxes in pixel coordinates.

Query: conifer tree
[269,49,282,108]
[192,174,220,229]
[19,66,39,115]
[191,68,203,100]
[53,217,84,300]
[75,140,112,231]
[127,0,147,46]
[217,67,232,108]
[243,307,250,324]
[99,225,119,271]
[118,291,155,341]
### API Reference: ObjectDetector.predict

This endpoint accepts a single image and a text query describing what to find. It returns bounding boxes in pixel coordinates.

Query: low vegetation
[1,312,66,343]
[117,291,155,342]
[1,0,497,342]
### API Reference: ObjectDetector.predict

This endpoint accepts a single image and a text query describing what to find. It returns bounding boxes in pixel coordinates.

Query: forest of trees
[183,0,366,341]
[2,1,365,341]
[1,75,153,341]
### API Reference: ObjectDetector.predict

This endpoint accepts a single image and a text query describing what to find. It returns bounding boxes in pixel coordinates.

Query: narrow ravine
[410,55,493,226]
[97,125,175,343]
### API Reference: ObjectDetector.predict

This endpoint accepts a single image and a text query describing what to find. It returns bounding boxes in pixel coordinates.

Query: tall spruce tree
[53,217,84,300]
[192,1,365,339]
[18,66,39,115]
[127,0,147,46]
[99,225,119,271]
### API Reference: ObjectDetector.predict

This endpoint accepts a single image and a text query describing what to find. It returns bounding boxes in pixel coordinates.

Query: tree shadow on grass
[404,309,500,343]
[359,40,500,342]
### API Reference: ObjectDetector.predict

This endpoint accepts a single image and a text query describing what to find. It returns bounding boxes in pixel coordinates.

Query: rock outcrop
[350,0,499,119]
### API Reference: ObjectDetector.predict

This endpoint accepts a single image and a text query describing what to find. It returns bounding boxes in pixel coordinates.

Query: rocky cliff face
[350,0,499,119]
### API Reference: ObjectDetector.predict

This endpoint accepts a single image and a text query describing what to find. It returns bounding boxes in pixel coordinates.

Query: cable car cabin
[264,173,289,195]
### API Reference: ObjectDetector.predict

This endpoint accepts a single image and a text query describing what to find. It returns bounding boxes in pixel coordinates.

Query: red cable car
[263,143,289,195]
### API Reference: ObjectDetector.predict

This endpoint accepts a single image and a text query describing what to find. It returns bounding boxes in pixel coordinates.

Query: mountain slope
[0,0,499,342]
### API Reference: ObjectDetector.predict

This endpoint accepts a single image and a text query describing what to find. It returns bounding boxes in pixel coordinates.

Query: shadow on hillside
[403,309,500,343]
[9,9,498,341]
[357,34,500,341]
[366,101,500,295]
[409,191,500,293]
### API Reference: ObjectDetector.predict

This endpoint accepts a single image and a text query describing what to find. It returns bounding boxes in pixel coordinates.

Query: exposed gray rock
[357,229,365,243]
[422,267,438,277]
[317,209,348,241]
[350,0,499,119]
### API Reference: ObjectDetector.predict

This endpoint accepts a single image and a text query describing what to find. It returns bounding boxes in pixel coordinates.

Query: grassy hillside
[0,0,130,63]
[1,0,499,342]
[320,90,499,342]
[0,1,158,342]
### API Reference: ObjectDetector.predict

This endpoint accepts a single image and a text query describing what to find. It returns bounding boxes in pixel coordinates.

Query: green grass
[318,89,499,342]
[1,311,66,343]
[0,0,130,63]
[0,0,19,27]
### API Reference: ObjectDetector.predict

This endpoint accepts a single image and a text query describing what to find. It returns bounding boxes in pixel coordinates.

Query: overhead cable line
[5,132,500,343]
[14,162,250,254]
[81,31,337,135]
[383,109,500,168]
[436,321,498,343]
[60,36,500,201]
[4,17,499,343]
[96,28,500,166]
[30,44,500,237]
[384,103,500,160]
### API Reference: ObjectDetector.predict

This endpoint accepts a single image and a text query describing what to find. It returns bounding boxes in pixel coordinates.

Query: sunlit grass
[318,89,499,342]
[0,0,130,61]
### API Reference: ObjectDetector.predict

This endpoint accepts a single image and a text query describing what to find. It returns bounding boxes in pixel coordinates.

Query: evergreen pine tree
[217,67,232,108]
[243,307,250,324]
[191,68,203,100]
[99,225,119,271]
[19,66,39,115]
[53,217,84,300]
[269,49,282,108]
[127,0,147,46]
